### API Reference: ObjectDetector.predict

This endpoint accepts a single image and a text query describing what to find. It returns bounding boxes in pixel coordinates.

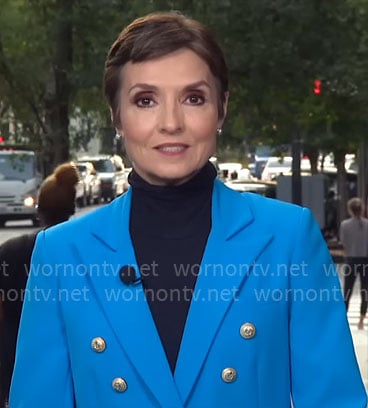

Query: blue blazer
[10,180,367,407]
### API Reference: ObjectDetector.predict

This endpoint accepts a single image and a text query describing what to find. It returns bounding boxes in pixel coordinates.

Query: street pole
[357,139,368,217]
[291,127,302,205]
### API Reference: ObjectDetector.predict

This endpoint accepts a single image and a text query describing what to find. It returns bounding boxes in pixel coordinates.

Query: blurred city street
[0,204,99,242]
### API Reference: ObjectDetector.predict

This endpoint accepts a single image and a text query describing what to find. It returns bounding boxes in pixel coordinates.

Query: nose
[159,99,184,135]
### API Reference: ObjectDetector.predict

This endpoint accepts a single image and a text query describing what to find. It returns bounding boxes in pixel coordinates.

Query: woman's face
[117,48,227,186]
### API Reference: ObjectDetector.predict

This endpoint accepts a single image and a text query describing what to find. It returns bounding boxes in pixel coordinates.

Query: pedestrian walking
[324,189,338,240]
[340,197,368,330]
[9,12,367,408]
[0,162,79,408]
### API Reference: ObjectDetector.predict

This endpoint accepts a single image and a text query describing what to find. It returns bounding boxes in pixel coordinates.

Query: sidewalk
[336,263,368,389]
[351,326,367,389]
[329,242,367,387]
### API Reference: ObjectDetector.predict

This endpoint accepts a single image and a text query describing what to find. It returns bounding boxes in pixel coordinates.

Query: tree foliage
[0,0,367,173]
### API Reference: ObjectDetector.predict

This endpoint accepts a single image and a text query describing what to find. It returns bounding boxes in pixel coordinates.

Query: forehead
[120,48,215,89]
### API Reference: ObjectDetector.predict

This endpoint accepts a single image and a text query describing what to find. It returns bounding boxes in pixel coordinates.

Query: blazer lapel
[174,182,273,404]
[84,191,182,407]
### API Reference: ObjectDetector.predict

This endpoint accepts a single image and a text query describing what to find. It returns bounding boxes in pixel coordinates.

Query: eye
[185,94,205,105]
[135,96,156,108]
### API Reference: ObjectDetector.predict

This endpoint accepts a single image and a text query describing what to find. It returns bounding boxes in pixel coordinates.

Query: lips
[155,144,188,153]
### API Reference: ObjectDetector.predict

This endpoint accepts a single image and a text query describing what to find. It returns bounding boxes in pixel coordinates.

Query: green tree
[1,0,367,182]
[0,0,129,173]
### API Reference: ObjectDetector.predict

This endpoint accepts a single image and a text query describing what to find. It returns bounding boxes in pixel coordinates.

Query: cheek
[191,119,218,143]
[122,138,143,165]
[120,107,155,136]
[123,137,144,158]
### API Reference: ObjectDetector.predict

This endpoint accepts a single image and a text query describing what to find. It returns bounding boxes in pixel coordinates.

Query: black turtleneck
[129,162,216,374]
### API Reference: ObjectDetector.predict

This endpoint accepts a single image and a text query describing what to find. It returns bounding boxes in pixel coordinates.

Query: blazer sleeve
[289,208,367,407]
[9,231,75,408]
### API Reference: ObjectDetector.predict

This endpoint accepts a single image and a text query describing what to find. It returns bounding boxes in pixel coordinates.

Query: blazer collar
[88,188,132,252]
[91,180,255,250]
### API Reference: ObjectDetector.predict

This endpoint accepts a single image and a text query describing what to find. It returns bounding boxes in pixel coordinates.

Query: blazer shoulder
[215,181,310,235]
[216,180,304,218]
[42,193,127,243]
[242,191,306,219]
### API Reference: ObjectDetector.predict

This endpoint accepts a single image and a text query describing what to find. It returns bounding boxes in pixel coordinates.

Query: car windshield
[91,159,114,172]
[0,153,35,181]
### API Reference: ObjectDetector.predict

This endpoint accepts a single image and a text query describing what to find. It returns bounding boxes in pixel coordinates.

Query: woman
[10,12,367,407]
[0,162,79,408]
[340,197,368,330]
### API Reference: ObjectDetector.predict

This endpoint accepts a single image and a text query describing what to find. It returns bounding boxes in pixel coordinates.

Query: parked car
[74,173,88,207]
[76,162,101,205]
[218,162,243,180]
[209,156,225,181]
[78,155,128,202]
[225,179,277,198]
[261,156,311,181]
[261,157,293,181]
[0,147,42,226]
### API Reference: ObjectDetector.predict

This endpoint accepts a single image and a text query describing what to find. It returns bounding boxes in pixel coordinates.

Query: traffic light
[0,135,5,143]
[313,79,322,95]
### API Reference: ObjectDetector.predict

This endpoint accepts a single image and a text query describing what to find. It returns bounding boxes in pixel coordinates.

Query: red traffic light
[313,79,322,95]
[0,135,5,143]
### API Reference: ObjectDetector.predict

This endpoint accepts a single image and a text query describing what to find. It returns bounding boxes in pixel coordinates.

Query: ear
[115,128,124,138]
[110,107,121,129]
[218,91,229,128]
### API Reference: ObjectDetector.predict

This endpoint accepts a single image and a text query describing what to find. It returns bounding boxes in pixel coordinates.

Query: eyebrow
[128,80,211,94]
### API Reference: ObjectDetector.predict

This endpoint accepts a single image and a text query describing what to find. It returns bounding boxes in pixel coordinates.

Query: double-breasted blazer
[10,180,367,407]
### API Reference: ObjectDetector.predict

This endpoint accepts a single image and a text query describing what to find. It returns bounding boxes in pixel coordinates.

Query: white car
[76,162,102,205]
[261,157,292,181]
[78,155,128,202]
[261,156,311,181]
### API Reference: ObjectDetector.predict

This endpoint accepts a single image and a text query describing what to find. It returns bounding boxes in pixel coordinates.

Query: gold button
[112,377,128,393]
[91,337,106,353]
[240,322,256,339]
[221,367,237,383]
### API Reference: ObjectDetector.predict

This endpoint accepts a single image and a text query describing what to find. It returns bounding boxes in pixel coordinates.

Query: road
[0,204,101,245]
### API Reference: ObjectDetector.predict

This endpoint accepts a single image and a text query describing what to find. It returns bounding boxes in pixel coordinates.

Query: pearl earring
[115,128,124,138]
[217,128,222,136]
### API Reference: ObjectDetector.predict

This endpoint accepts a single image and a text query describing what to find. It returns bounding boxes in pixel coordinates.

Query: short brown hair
[104,12,228,127]
[348,197,363,217]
